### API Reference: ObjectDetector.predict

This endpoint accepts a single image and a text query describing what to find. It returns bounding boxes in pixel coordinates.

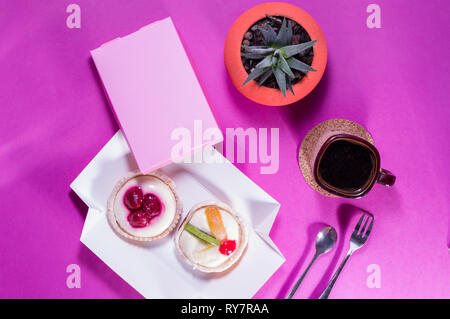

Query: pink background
[0,0,449,298]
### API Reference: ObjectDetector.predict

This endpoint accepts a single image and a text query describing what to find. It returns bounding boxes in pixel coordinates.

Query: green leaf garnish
[184,223,220,246]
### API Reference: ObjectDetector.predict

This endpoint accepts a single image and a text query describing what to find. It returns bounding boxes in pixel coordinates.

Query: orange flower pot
[224,2,327,106]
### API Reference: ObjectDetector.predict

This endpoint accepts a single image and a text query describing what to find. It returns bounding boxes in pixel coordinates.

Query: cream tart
[107,170,182,241]
[175,201,248,273]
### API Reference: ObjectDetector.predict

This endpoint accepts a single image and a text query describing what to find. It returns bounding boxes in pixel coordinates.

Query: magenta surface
[0,0,449,298]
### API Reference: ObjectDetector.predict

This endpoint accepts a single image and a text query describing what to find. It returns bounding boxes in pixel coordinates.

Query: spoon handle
[286,253,319,299]
[318,251,352,299]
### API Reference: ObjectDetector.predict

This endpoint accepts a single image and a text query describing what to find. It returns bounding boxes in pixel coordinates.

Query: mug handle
[377,169,396,187]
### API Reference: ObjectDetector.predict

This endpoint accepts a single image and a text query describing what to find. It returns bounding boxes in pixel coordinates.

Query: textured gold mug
[299,119,395,198]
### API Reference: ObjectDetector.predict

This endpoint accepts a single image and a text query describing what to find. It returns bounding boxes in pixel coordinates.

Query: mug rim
[313,134,381,198]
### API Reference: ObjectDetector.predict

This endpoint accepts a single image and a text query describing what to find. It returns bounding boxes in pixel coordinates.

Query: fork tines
[352,211,374,242]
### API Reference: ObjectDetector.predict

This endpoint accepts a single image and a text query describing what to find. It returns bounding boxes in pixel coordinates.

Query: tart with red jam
[107,171,182,241]
[175,201,248,273]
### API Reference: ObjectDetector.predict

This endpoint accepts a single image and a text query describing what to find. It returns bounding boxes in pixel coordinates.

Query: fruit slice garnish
[197,244,216,252]
[184,223,220,246]
[205,206,227,241]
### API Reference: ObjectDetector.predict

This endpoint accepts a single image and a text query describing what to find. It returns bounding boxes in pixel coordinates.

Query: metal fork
[318,211,374,299]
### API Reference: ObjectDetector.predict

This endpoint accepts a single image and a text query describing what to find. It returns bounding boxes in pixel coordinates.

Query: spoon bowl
[315,226,338,255]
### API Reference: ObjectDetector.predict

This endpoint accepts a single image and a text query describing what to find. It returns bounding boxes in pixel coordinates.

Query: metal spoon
[286,226,337,299]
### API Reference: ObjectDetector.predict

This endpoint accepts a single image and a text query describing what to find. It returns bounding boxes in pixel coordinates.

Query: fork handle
[318,250,352,299]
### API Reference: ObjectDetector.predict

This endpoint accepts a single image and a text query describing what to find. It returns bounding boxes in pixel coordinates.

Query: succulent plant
[241,17,317,96]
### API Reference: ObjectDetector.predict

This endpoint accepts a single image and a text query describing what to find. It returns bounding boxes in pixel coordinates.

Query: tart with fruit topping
[107,171,182,241]
[175,201,248,273]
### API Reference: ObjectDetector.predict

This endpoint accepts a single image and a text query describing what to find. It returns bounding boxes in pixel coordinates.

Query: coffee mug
[300,119,396,198]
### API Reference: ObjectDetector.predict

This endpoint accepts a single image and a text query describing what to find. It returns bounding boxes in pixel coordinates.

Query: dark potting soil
[241,15,314,89]
[318,140,375,191]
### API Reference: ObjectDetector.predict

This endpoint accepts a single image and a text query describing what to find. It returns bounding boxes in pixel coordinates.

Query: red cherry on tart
[107,171,182,242]
[124,186,143,210]
[122,187,164,230]
[219,240,237,256]
[127,211,150,228]
[142,193,161,218]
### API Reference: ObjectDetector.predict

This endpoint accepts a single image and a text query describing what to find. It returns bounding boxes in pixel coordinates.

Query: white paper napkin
[71,131,285,298]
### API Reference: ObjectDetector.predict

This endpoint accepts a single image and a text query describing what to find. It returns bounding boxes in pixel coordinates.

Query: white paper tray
[71,131,285,298]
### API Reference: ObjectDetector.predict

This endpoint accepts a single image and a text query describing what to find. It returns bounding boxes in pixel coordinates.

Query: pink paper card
[91,17,222,173]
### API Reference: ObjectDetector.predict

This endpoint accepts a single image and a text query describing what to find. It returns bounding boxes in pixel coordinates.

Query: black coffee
[318,139,375,191]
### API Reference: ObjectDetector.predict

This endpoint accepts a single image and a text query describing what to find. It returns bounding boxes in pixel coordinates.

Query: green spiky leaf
[258,69,273,87]
[275,18,290,46]
[278,53,295,78]
[286,20,293,44]
[255,55,273,69]
[286,77,295,95]
[242,46,275,55]
[257,25,277,45]
[241,52,266,60]
[273,67,287,96]
[241,45,267,49]
[282,40,317,58]
[242,66,271,86]
[286,57,317,73]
